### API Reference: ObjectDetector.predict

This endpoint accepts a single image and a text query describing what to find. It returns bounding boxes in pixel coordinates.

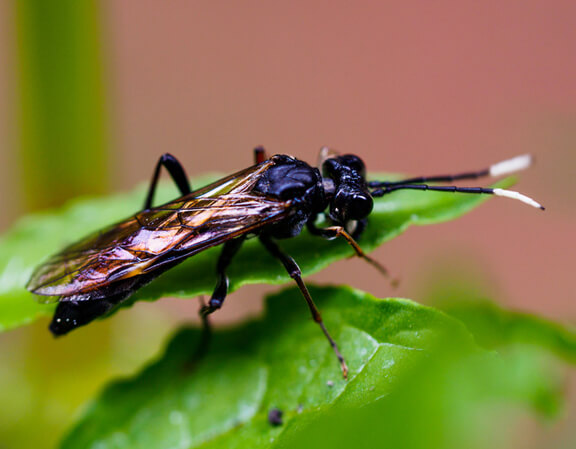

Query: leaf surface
[61,285,574,449]
[61,285,478,449]
[443,300,576,364]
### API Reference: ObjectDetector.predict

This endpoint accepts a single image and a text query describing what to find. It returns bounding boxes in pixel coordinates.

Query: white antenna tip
[490,154,532,177]
[493,188,545,210]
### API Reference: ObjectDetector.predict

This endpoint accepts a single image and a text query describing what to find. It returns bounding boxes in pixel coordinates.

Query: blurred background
[0,1,574,448]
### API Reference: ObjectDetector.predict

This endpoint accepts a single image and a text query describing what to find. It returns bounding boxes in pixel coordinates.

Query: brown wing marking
[28,160,290,297]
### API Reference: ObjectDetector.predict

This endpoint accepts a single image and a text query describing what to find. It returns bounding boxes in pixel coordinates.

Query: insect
[27,147,543,378]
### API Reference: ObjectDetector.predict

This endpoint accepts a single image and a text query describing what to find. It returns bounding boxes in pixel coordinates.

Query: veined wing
[28,160,291,298]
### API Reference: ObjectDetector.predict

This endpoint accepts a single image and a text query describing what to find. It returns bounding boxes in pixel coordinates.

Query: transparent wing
[28,161,291,298]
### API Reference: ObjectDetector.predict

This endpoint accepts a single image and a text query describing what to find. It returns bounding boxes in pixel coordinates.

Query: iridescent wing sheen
[28,160,291,298]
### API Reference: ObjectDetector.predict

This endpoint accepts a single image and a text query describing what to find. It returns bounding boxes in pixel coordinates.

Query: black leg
[254,146,267,164]
[204,236,246,313]
[144,153,192,209]
[196,236,246,356]
[259,234,349,379]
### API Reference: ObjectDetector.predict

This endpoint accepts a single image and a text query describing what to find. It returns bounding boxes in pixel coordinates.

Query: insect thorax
[253,155,327,238]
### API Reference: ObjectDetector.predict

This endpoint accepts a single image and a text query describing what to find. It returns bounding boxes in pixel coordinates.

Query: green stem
[15,0,110,210]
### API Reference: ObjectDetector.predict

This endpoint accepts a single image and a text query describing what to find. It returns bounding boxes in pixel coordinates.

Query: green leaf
[442,300,576,364]
[0,173,513,332]
[422,275,576,364]
[280,343,566,449]
[280,299,575,449]
[61,285,569,449]
[60,285,480,449]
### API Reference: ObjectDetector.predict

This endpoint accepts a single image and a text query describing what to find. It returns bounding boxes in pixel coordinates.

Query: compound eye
[332,190,373,222]
[346,192,373,219]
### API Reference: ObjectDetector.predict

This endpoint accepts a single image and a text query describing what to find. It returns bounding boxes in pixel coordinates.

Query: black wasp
[27,147,543,378]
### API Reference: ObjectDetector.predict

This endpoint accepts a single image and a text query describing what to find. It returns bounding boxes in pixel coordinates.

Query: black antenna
[369,154,544,210]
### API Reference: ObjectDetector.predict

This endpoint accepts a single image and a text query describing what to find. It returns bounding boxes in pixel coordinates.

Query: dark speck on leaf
[268,408,283,426]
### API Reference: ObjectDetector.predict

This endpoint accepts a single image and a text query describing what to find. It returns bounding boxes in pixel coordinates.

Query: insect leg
[195,236,246,358]
[307,222,390,279]
[368,154,533,188]
[144,153,192,209]
[204,235,246,313]
[254,146,268,164]
[259,234,349,379]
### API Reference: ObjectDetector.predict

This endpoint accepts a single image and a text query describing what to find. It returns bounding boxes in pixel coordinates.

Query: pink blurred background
[6,0,572,317]
[113,1,576,321]
[0,1,574,447]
